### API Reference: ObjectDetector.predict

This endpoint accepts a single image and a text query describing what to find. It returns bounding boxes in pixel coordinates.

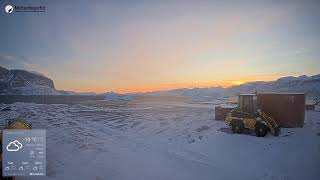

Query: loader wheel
[274,127,281,136]
[255,123,268,137]
[231,121,244,134]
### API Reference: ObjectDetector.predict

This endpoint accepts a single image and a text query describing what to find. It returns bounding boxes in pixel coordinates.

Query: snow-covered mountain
[1,65,319,100]
[229,74,320,99]
[0,66,100,95]
[58,90,97,96]
[0,66,61,95]
[102,92,132,101]
[141,74,320,101]
[140,87,227,102]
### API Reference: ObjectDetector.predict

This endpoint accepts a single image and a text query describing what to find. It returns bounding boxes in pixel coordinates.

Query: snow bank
[1,101,318,180]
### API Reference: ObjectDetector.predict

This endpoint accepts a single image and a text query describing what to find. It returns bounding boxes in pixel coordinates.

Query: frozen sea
[1,99,319,180]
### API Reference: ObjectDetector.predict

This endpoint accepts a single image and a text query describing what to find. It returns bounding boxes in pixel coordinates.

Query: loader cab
[238,94,258,115]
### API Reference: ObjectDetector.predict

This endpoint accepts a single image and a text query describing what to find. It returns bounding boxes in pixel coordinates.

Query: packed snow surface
[0,100,319,180]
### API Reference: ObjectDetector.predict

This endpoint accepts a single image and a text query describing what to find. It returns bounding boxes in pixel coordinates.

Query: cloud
[2,1,313,93]
[0,54,33,70]
[6,142,19,152]
[13,140,23,149]
[1,55,18,61]
[6,140,23,152]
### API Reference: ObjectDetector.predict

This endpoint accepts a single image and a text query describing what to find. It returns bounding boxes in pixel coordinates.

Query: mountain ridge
[0,65,319,100]
[0,65,59,95]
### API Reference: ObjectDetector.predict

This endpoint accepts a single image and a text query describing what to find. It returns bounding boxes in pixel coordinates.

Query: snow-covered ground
[0,100,319,180]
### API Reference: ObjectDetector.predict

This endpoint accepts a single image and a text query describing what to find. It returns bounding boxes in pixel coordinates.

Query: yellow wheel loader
[225,94,280,137]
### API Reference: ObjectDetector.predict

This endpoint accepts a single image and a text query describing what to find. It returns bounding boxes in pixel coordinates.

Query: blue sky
[0,0,319,92]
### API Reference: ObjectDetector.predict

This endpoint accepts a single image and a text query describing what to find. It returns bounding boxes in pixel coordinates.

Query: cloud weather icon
[6,140,23,152]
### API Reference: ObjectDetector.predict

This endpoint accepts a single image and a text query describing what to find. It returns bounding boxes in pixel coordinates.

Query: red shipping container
[257,93,305,128]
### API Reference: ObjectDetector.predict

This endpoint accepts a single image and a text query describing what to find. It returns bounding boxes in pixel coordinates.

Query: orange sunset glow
[1,1,319,94]
[57,75,279,94]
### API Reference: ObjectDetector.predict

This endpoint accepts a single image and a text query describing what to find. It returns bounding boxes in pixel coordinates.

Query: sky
[0,0,320,93]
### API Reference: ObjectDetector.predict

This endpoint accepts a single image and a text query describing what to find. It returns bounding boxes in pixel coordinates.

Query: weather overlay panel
[2,130,46,176]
